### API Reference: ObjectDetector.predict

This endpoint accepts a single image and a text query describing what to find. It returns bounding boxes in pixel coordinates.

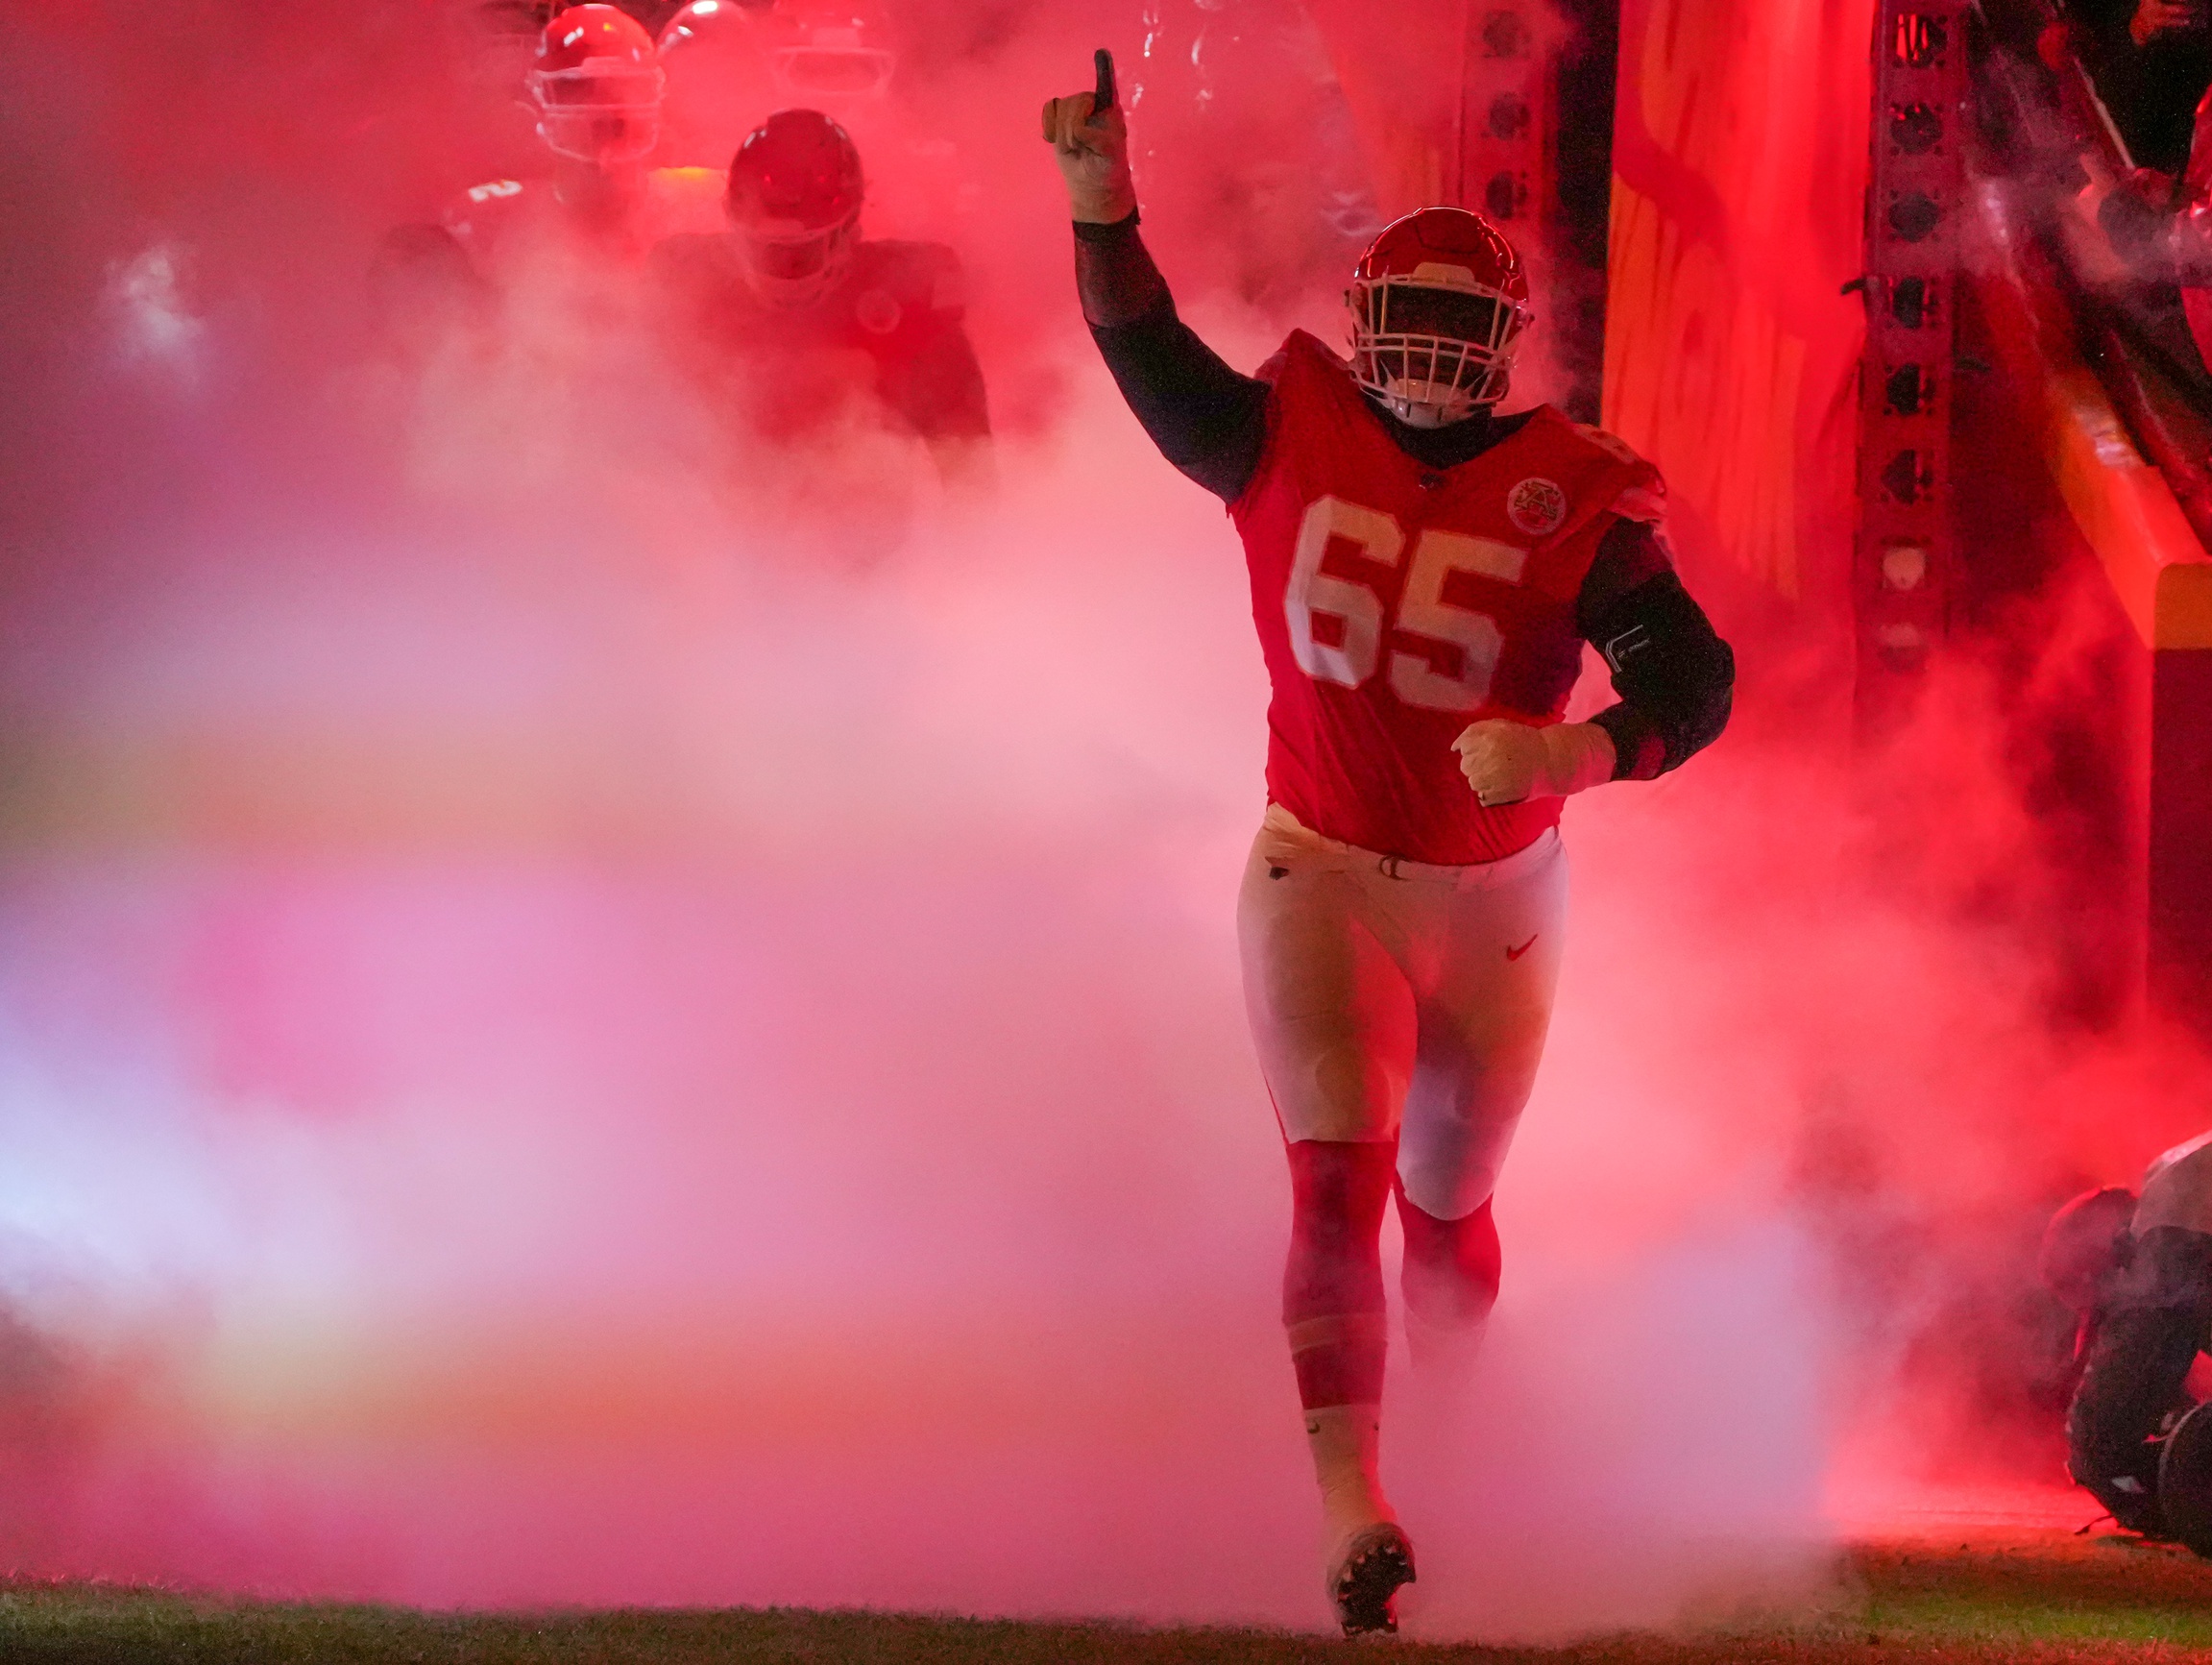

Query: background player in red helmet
[726,106,866,304]
[1044,61,1734,1636]
[656,0,780,172]
[657,0,890,168]
[457,4,729,259]
[379,4,725,303]
[766,0,895,103]
[657,0,968,246]
[654,109,989,495]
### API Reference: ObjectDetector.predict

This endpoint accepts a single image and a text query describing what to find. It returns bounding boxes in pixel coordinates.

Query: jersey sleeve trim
[1608,483,1667,524]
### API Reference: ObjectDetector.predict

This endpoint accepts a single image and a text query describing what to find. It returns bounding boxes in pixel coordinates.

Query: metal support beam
[1458,1,1615,422]
[1856,5,1969,728]
[1456,5,1551,230]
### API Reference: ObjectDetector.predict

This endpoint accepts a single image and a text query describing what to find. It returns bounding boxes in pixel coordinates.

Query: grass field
[10,1535,2212,1665]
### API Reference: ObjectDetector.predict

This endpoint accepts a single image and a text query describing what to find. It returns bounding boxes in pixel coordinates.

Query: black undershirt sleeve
[1076,214,1270,502]
[370,222,492,323]
[1574,523,1736,780]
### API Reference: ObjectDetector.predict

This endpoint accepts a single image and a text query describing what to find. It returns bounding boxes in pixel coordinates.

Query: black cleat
[1328,1521,1415,1637]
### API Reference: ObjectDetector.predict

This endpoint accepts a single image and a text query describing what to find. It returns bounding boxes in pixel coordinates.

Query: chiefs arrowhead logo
[1506,477,1567,537]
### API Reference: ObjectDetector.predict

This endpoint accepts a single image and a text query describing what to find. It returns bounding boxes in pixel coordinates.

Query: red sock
[1396,1182,1501,1343]
[1284,1139,1395,1408]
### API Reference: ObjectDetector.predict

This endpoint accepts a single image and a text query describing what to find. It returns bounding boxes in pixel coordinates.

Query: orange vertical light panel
[1852,4,1967,728]
[1603,0,1876,625]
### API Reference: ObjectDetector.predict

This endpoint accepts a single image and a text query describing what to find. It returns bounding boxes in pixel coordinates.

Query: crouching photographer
[2042,1139,2212,1543]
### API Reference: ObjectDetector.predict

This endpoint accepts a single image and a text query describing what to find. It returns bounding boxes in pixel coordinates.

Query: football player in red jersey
[657,0,780,171]
[376,4,726,313]
[1044,62,1734,1637]
[653,109,990,487]
[448,4,729,264]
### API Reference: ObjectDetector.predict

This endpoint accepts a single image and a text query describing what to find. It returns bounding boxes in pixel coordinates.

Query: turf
[10,1540,2212,1663]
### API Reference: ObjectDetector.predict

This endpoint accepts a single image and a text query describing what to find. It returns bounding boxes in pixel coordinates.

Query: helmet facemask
[774,39,894,98]
[726,108,864,306]
[532,61,666,164]
[1348,271,1529,428]
[738,211,859,306]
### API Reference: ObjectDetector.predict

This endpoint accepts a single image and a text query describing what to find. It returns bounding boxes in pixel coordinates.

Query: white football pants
[1236,803,1568,1221]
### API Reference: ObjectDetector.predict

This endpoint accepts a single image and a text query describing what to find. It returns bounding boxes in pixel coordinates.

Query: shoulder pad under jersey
[1568,418,1666,521]
[1258,329,1349,387]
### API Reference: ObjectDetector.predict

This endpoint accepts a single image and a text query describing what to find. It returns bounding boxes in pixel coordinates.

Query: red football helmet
[529,5,666,166]
[1348,207,1532,427]
[659,0,776,58]
[725,109,864,305]
[768,0,894,101]
[657,0,778,166]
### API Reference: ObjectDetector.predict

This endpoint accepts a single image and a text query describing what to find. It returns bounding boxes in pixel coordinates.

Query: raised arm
[1043,71,1269,502]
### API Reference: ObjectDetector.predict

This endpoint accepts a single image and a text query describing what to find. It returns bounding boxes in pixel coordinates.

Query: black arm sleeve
[887,320,991,443]
[369,222,491,324]
[2068,1227,2212,1533]
[1573,526,1736,780]
[1076,214,1270,502]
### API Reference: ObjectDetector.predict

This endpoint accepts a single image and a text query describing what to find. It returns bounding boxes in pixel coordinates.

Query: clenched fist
[1040,88,1136,225]
[1452,720,1616,807]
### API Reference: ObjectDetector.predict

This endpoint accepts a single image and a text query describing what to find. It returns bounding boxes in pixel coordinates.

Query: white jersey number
[1285,496,1528,712]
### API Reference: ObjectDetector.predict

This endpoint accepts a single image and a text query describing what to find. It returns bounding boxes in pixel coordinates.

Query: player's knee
[1394,1131,1512,1225]
[1398,1191,1501,1323]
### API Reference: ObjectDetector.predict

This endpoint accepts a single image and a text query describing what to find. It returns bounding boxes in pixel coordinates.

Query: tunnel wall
[1602,0,1876,630]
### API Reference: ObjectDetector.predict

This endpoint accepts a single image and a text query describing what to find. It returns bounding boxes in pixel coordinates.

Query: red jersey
[650,234,987,445]
[1230,331,1665,865]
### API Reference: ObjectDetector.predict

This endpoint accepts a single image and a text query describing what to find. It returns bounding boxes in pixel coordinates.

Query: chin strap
[1373,391,1500,431]
[1389,398,1458,430]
